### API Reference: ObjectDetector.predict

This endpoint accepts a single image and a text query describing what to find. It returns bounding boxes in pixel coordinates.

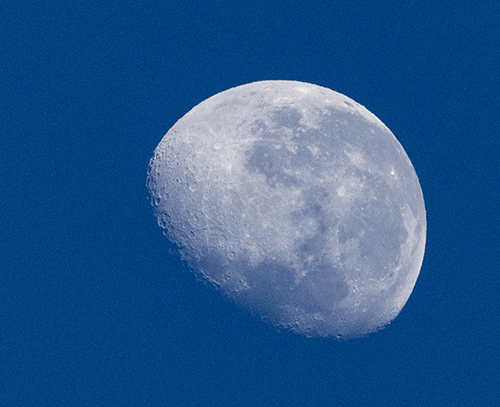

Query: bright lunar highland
[147,80,426,339]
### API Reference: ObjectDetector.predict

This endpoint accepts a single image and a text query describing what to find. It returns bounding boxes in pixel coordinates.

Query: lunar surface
[147,80,426,338]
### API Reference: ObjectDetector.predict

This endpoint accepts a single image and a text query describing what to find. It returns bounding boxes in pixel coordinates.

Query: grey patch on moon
[147,80,426,339]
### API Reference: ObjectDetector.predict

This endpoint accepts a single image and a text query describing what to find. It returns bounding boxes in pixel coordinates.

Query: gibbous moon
[147,80,426,339]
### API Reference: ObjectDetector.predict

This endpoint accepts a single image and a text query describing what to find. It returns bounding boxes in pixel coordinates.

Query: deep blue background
[1,1,499,406]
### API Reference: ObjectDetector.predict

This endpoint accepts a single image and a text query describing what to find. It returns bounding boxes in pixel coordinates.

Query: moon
[147,80,426,339]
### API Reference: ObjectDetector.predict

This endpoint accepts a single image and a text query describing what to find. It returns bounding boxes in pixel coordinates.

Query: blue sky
[1,1,499,406]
